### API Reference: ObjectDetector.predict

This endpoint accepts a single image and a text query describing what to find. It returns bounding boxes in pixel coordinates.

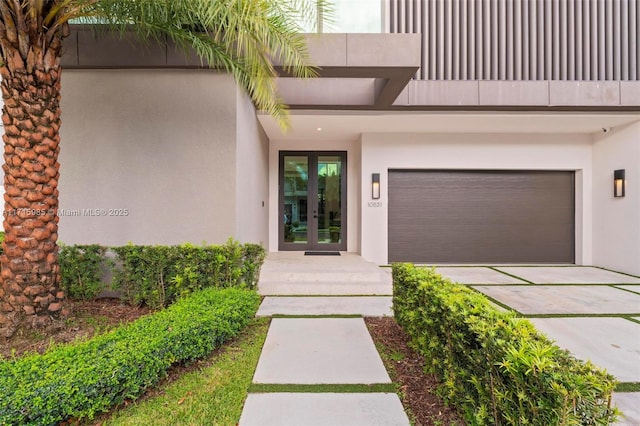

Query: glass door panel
[282,156,309,245]
[316,156,343,245]
[279,152,347,251]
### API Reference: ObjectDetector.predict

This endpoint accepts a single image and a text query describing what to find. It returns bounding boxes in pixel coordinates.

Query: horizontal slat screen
[385,0,640,81]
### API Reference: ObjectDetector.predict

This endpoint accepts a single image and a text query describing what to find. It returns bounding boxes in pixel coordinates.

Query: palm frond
[86,0,323,128]
[0,0,322,128]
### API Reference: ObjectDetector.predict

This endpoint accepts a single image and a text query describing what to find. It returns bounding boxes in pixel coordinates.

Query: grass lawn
[100,317,269,426]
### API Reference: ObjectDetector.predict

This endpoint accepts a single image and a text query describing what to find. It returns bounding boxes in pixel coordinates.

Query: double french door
[279,152,347,251]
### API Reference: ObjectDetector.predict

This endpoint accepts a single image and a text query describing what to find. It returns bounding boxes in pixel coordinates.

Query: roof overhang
[273,34,421,109]
[258,111,640,142]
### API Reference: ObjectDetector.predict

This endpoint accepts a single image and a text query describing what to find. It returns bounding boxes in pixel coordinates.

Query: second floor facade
[62,0,640,110]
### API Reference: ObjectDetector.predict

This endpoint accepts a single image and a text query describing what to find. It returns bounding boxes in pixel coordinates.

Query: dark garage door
[388,170,575,263]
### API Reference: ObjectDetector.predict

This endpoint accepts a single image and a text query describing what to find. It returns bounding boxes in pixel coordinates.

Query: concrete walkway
[239,252,408,426]
[241,255,640,425]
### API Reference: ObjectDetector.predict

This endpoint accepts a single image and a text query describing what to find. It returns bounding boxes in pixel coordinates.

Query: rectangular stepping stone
[253,318,391,384]
[494,266,640,284]
[473,285,640,315]
[613,393,640,425]
[239,393,410,426]
[257,296,392,317]
[530,318,640,382]
[435,267,528,284]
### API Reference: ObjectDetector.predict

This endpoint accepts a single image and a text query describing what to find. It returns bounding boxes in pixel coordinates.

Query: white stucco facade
[359,132,594,266]
[592,122,640,276]
[235,89,270,246]
[1,68,638,275]
[58,70,268,246]
[0,66,628,276]
[259,114,639,275]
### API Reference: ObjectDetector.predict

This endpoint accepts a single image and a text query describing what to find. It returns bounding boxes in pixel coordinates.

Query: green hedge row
[58,244,108,301]
[0,287,260,425]
[58,240,266,308]
[392,263,617,425]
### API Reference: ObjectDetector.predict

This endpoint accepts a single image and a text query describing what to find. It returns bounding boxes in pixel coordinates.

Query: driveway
[435,266,640,425]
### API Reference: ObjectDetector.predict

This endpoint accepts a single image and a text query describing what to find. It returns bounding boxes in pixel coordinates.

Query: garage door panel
[388,170,575,263]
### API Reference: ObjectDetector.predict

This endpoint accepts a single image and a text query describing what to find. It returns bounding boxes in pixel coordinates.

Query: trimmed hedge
[393,263,617,425]
[0,288,260,425]
[56,240,266,307]
[59,244,109,300]
[112,240,266,308]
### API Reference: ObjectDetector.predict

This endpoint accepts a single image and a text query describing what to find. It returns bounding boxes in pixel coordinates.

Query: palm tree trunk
[0,37,65,337]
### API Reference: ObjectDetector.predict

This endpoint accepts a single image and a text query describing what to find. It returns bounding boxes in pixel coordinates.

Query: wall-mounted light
[372,173,380,199]
[614,169,625,198]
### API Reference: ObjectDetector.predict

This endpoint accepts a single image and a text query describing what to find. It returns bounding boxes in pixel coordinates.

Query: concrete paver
[246,259,640,425]
[473,285,640,314]
[530,318,640,382]
[435,267,528,284]
[494,266,640,284]
[253,318,390,384]
[257,296,392,317]
[239,393,410,426]
[616,285,640,295]
[613,393,640,425]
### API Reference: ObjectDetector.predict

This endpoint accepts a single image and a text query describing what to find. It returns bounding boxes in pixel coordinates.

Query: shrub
[111,245,178,308]
[59,244,109,300]
[392,263,618,425]
[51,240,266,307]
[112,240,266,308]
[239,243,267,289]
[0,288,260,426]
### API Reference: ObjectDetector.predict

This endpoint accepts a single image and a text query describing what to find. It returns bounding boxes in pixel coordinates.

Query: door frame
[278,151,348,251]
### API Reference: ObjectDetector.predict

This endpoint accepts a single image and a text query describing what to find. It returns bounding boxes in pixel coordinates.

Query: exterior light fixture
[614,169,625,198]
[372,173,380,199]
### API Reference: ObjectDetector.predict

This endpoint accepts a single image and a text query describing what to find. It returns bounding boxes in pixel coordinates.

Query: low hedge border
[58,240,266,308]
[0,288,260,426]
[392,263,618,425]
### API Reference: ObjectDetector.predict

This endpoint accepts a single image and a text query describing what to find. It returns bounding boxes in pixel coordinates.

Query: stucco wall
[235,90,269,245]
[592,122,640,276]
[58,70,238,246]
[360,133,593,265]
[268,138,362,253]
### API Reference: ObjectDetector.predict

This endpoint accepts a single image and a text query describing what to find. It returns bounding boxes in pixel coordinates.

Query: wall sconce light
[614,169,625,198]
[372,173,380,199]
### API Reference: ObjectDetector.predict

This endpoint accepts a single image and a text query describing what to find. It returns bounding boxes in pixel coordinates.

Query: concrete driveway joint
[435,267,528,284]
[494,266,640,284]
[473,285,640,315]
